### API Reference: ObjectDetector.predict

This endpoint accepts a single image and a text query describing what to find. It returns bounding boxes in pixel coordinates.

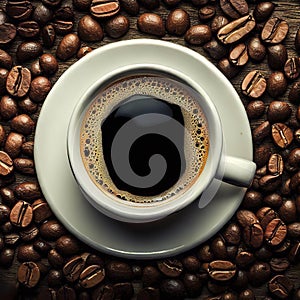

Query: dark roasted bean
[14,182,41,200]
[17,21,40,38]
[158,259,183,277]
[57,286,76,300]
[6,1,33,21]
[248,262,271,287]
[39,54,58,75]
[218,58,239,79]
[289,81,300,104]
[11,114,35,135]
[107,261,133,282]
[63,254,87,282]
[0,49,12,70]
[236,251,254,268]
[0,151,13,177]
[267,71,287,97]
[243,223,264,248]
[239,289,255,300]
[204,39,228,60]
[160,279,185,299]
[142,265,161,286]
[16,42,43,63]
[0,187,17,207]
[32,199,52,223]
[33,4,53,25]
[33,239,51,255]
[48,249,64,269]
[261,17,289,44]
[211,15,229,34]
[90,0,120,18]
[198,6,215,21]
[268,153,283,176]
[137,13,165,37]
[20,225,38,242]
[77,46,93,59]
[166,9,190,36]
[40,220,67,240]
[0,23,16,44]
[268,275,294,299]
[253,121,270,143]
[78,15,103,42]
[48,269,63,287]
[182,256,200,273]
[246,100,265,119]
[56,235,80,256]
[0,248,15,267]
[105,15,129,38]
[56,33,81,61]
[248,37,266,62]
[29,76,51,102]
[17,244,41,262]
[270,257,290,272]
[279,200,297,223]
[267,44,288,70]
[268,101,291,123]
[0,95,18,120]
[119,0,139,15]
[185,24,211,45]
[254,2,275,23]
[42,24,56,48]
[52,6,74,35]
[220,0,248,19]
[217,15,255,45]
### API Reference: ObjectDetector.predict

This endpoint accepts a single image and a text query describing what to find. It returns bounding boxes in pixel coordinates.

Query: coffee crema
[80,74,209,204]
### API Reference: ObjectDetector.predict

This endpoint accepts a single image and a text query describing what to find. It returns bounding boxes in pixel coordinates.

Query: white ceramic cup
[67,59,256,224]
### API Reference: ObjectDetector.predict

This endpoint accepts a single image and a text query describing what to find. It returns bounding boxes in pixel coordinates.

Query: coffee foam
[80,75,209,204]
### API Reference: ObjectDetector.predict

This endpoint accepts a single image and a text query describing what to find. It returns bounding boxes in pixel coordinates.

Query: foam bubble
[80,75,209,205]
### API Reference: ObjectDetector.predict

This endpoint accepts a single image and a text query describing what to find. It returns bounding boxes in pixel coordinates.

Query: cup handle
[216,155,256,187]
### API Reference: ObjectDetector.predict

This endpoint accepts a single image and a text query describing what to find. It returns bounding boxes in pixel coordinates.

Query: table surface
[0,0,300,299]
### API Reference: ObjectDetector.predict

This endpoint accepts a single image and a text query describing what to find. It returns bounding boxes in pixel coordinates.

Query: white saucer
[34,39,253,259]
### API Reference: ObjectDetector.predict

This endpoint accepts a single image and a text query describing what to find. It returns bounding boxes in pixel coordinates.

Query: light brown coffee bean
[18,262,40,288]
[208,260,236,281]
[261,17,289,44]
[56,33,81,61]
[11,114,35,135]
[185,24,211,45]
[229,43,248,66]
[237,210,259,227]
[138,13,165,37]
[90,0,120,18]
[272,123,293,149]
[0,151,13,176]
[6,66,31,98]
[14,182,41,200]
[10,200,33,228]
[77,46,93,59]
[243,223,264,248]
[265,218,287,246]
[268,154,283,176]
[29,76,51,102]
[284,57,300,80]
[79,265,105,288]
[39,54,58,75]
[16,41,43,63]
[211,15,229,34]
[78,15,103,42]
[217,15,255,45]
[198,5,215,21]
[63,254,88,282]
[241,70,266,98]
[4,132,25,159]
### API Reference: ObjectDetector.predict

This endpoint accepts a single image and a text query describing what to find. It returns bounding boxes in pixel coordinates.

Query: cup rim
[67,55,223,223]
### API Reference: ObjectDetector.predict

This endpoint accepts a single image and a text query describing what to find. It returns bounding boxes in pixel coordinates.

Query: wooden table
[0,0,300,299]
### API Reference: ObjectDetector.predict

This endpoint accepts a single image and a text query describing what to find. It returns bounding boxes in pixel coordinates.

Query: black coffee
[80,74,209,204]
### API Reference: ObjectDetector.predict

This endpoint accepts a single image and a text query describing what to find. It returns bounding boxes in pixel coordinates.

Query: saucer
[35,39,253,259]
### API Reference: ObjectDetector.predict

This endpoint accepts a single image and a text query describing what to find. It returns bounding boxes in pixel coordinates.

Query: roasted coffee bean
[142,265,161,286]
[0,151,13,177]
[198,6,215,21]
[6,66,31,98]
[90,0,120,18]
[16,41,43,63]
[13,158,35,175]
[17,21,40,39]
[79,265,105,288]
[57,286,76,300]
[198,244,214,263]
[264,193,283,208]
[138,13,165,37]
[267,71,287,97]
[0,248,14,267]
[30,60,42,77]
[248,262,271,287]
[158,259,183,277]
[248,37,266,62]
[0,49,12,70]
[295,28,300,53]
[1,220,13,234]
[259,174,282,192]
[33,239,51,254]
[274,239,291,255]
[268,44,287,70]
[268,101,291,123]
[243,223,264,248]
[32,199,52,223]
[268,153,283,175]
[0,125,5,146]
[105,15,129,38]
[239,289,255,300]
[166,9,190,36]
[39,54,58,75]
[220,0,248,19]
[56,235,80,256]
[289,242,300,263]
[107,261,133,282]
[286,148,300,171]
[211,15,229,34]
[48,249,64,269]
[270,257,290,272]
[208,260,236,281]
[235,251,255,268]
[17,244,41,262]
[279,200,297,223]
[242,70,266,98]
[182,256,200,273]
[246,100,265,119]
[14,182,41,200]
[268,275,294,299]
[0,9,8,25]
[183,273,202,297]
[10,200,32,228]
[261,17,289,44]
[42,0,62,7]
[0,95,18,120]
[289,81,300,104]
[73,0,92,11]
[56,33,81,61]
[42,24,56,48]
[254,2,275,23]
[226,245,238,261]
[204,39,228,60]
[33,4,53,26]
[48,269,63,287]
[53,6,74,35]
[229,43,248,66]
[40,220,67,240]
[272,123,293,149]
[217,58,239,79]
[119,0,139,16]
[217,15,255,45]
[237,210,258,227]
[4,233,20,247]
[284,57,300,80]
[210,237,226,260]
[18,262,40,288]
[223,223,241,245]
[0,187,17,207]
[113,282,133,299]
[137,287,160,300]
[63,255,87,282]
[20,225,38,242]
[295,129,300,143]
[257,207,277,229]
[0,23,16,44]
[265,218,287,246]
[11,114,35,135]
[281,178,291,195]
[77,46,93,59]
[29,76,51,102]
[6,0,33,21]
[0,68,8,95]
[0,204,11,224]
[253,121,270,143]
[243,190,262,209]
[185,24,213,45]
[160,279,185,299]
[78,15,103,42]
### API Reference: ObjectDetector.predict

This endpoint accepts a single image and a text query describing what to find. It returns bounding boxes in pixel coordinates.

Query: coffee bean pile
[0,0,300,299]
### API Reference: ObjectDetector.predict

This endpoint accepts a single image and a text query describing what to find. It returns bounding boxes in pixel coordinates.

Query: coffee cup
[67,43,256,223]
